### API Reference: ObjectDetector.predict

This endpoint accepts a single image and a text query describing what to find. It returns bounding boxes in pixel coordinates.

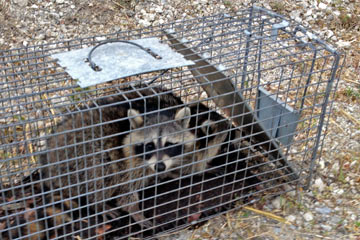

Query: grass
[335,86,360,103]
[344,86,360,99]
[338,12,359,30]
[269,0,286,14]
[223,1,232,7]
[112,0,137,10]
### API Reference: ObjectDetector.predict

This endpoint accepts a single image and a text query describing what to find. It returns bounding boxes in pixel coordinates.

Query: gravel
[1,0,359,239]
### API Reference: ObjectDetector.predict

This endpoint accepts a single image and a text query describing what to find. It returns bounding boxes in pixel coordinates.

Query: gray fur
[40,100,195,228]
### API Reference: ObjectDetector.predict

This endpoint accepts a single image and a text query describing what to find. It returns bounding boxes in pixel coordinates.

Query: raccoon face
[123,107,194,173]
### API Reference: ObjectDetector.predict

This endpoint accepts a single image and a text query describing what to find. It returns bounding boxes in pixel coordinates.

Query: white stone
[24,87,32,94]
[350,160,357,168]
[300,1,308,8]
[304,212,314,222]
[147,13,156,21]
[37,120,44,129]
[315,207,332,214]
[35,34,46,40]
[154,6,163,13]
[284,185,296,197]
[333,10,340,16]
[263,3,271,9]
[295,17,302,23]
[35,110,43,118]
[139,19,151,27]
[50,12,60,19]
[332,162,340,172]
[56,0,64,4]
[326,30,334,38]
[286,215,296,222]
[271,196,284,209]
[321,224,332,231]
[313,178,326,192]
[334,189,344,195]
[337,40,351,48]
[95,36,106,41]
[318,2,327,10]
[305,9,313,17]
[291,10,301,19]
[13,0,28,7]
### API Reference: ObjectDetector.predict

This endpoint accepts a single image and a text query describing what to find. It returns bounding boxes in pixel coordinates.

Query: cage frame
[0,6,345,240]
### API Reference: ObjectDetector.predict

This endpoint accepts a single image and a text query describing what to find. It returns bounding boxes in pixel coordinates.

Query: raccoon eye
[164,142,183,157]
[145,142,155,152]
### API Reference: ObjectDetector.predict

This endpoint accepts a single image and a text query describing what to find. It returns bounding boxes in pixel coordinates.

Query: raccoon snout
[155,162,166,172]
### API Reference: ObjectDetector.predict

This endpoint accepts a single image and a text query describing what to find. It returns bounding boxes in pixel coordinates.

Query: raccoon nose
[155,162,166,172]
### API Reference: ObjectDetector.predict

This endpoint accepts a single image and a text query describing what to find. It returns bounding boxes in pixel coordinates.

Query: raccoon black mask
[123,107,195,173]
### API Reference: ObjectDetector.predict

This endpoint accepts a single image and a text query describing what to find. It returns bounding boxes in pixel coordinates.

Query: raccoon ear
[175,107,191,129]
[127,109,143,129]
[200,120,215,134]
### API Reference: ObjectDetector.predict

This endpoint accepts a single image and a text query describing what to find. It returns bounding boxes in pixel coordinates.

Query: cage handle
[86,39,162,72]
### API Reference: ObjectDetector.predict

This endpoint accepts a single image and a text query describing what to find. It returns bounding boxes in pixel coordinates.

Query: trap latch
[271,20,289,40]
[86,40,162,72]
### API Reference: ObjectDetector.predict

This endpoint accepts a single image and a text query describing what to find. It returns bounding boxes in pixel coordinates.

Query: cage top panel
[52,38,195,88]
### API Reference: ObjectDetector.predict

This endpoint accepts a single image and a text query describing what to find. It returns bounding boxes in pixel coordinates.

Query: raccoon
[96,86,231,178]
[40,86,195,228]
[111,87,235,178]
[113,107,194,227]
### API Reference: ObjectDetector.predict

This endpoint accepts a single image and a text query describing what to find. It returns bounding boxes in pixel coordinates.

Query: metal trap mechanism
[0,6,344,240]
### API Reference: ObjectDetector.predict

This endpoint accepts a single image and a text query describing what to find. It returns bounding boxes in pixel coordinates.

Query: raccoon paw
[131,213,153,229]
[139,219,153,229]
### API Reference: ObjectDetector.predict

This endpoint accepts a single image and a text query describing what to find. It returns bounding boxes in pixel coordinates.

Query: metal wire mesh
[0,7,344,240]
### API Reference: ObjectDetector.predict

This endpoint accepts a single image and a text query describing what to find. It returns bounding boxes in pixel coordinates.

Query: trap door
[256,87,300,146]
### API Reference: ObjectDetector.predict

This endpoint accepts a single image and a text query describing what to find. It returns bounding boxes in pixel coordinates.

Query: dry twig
[243,206,291,225]
[339,109,360,127]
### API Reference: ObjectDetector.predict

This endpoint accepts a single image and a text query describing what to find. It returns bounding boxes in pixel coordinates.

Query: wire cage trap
[0,6,345,240]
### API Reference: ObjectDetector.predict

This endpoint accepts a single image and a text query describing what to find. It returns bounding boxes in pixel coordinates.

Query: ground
[0,0,359,239]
